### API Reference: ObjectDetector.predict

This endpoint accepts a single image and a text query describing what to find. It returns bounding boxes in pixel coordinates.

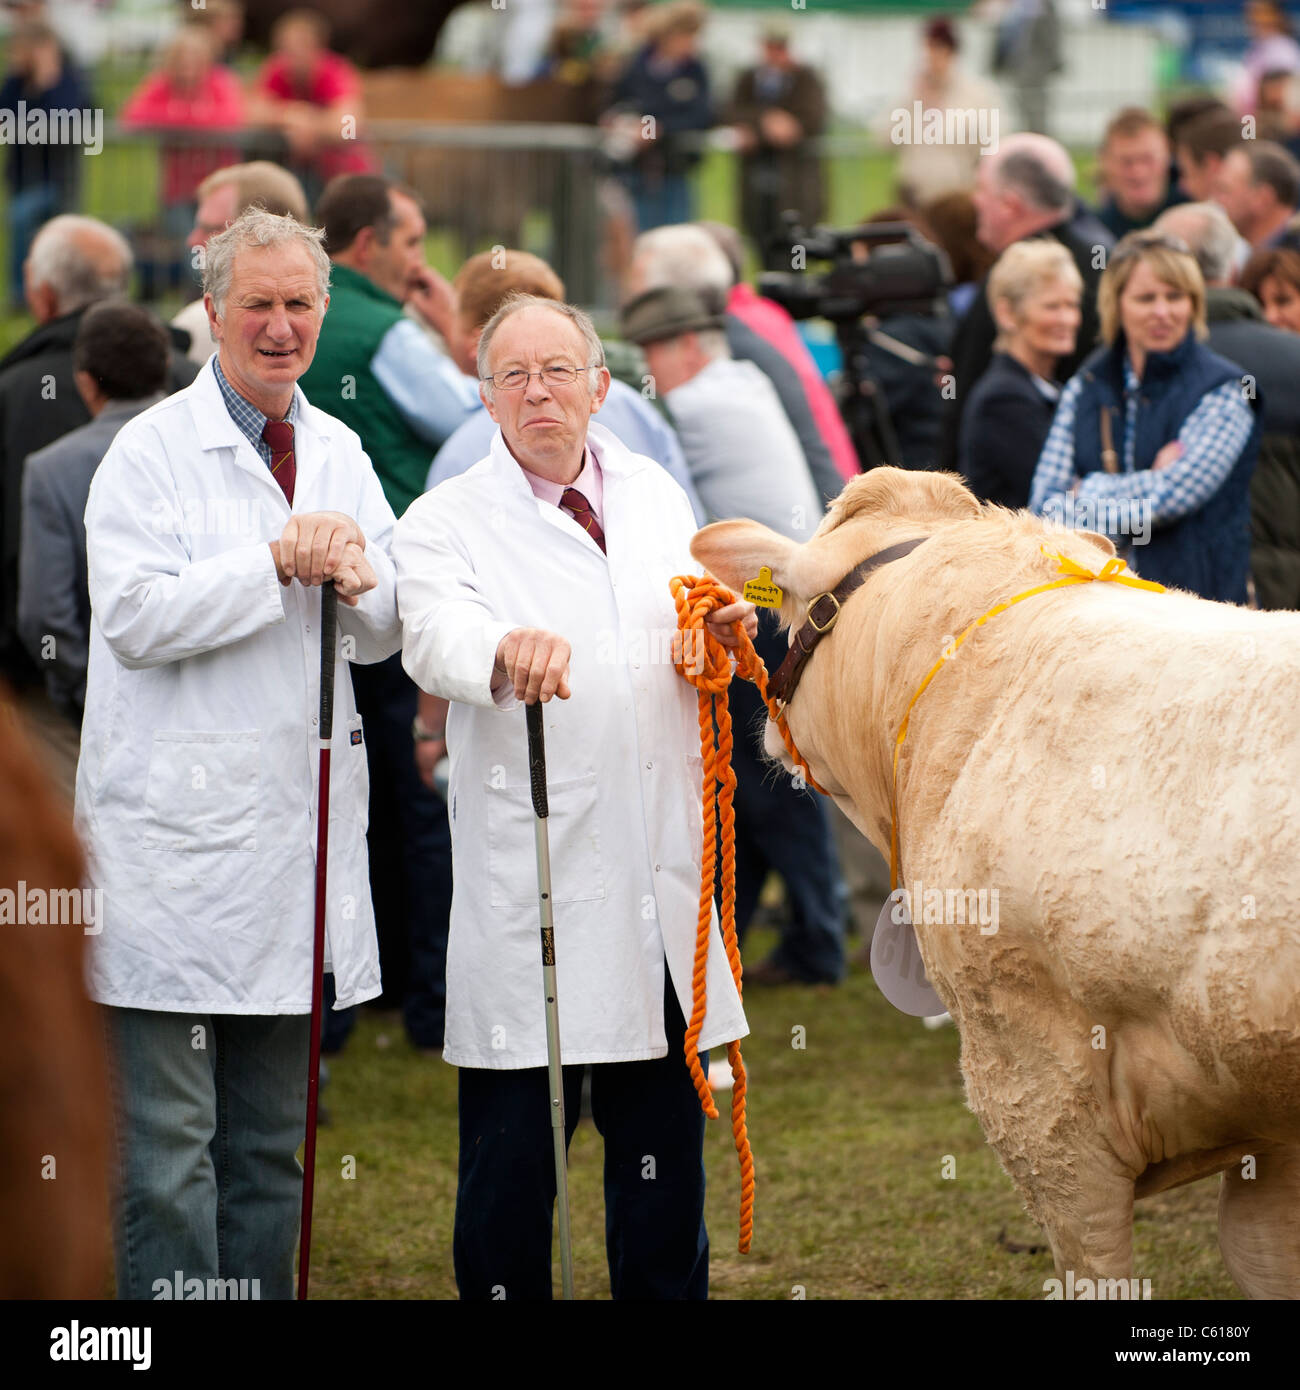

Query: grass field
[304,923,1240,1301]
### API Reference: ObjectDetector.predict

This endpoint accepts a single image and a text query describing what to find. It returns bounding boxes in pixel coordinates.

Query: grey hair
[1154,201,1239,285]
[995,148,1074,216]
[203,207,330,317]
[694,327,731,361]
[629,224,733,305]
[27,215,132,315]
[477,293,606,396]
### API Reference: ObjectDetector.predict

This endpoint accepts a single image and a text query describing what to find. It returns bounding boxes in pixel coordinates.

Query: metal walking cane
[526,699,575,1301]
[298,580,337,1300]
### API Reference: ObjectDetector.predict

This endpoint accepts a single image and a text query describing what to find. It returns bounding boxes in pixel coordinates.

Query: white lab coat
[393,422,748,1068]
[77,357,402,1014]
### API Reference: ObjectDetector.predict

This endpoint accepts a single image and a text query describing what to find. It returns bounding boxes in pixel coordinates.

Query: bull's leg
[1218,1145,1300,1299]
[961,1031,1136,1287]
[1026,1162,1135,1287]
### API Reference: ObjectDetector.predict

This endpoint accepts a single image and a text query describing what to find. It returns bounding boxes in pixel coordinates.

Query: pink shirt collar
[520,446,603,522]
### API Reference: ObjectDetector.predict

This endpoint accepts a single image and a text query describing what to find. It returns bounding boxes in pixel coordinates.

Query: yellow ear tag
[742,566,784,609]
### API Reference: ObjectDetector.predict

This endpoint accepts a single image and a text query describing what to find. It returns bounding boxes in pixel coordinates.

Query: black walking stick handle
[526,701,548,819]
[319,582,337,735]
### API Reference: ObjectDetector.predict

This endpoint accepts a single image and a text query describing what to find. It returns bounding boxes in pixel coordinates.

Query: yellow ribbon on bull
[888,547,1165,892]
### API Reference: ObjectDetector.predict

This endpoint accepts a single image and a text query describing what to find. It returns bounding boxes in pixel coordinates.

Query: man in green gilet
[302,174,477,515]
[301,174,475,1055]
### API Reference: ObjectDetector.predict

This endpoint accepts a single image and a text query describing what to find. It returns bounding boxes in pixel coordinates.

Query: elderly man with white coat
[78,208,402,1300]
[393,293,752,1301]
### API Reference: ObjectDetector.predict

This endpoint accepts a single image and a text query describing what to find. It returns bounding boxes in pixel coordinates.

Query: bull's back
[907,586,1300,1118]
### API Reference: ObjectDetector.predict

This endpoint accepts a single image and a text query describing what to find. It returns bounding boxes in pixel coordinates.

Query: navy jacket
[0,58,91,196]
[960,352,1058,508]
[1071,332,1258,603]
[942,219,1102,471]
[610,45,711,176]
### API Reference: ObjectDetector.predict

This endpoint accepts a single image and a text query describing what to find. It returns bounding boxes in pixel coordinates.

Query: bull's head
[692,467,983,633]
[688,468,984,825]
[690,467,1114,844]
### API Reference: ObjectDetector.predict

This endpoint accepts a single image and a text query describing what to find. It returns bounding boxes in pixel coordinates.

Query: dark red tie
[262,419,296,505]
[561,486,606,554]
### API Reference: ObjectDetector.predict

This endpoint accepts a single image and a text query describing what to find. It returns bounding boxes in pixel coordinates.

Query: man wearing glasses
[393,294,754,1300]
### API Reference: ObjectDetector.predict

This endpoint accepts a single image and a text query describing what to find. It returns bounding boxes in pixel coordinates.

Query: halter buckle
[806,592,841,634]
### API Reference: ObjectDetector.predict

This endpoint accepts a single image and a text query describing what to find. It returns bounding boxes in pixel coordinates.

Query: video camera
[758,217,951,323]
[757,215,954,472]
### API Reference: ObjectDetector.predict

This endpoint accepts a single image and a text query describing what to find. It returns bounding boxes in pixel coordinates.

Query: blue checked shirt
[213,356,300,471]
[1028,358,1254,540]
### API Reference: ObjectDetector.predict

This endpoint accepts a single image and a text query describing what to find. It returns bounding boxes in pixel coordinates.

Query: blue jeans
[106,1007,309,1301]
[726,610,847,983]
[453,972,708,1300]
[625,170,692,232]
[9,184,59,304]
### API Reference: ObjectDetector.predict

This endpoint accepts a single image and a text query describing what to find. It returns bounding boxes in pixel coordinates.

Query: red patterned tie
[261,419,296,505]
[561,486,606,554]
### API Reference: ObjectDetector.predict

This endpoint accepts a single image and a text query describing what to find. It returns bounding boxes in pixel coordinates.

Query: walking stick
[526,700,575,1301]
[298,580,337,1300]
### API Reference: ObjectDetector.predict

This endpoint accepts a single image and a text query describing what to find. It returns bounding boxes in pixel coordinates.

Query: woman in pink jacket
[120,25,244,238]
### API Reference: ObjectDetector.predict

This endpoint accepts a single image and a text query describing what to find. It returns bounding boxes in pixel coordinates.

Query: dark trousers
[726,610,846,983]
[453,973,708,1301]
[325,653,451,1050]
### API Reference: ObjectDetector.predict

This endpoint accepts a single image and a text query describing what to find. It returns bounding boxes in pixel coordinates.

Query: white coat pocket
[140,730,261,852]
[485,770,606,907]
[330,713,369,831]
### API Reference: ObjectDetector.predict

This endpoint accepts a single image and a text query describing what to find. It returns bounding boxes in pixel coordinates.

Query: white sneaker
[707,1049,736,1091]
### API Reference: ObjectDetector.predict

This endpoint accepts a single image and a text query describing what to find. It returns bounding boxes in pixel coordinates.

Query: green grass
[304,924,1238,1301]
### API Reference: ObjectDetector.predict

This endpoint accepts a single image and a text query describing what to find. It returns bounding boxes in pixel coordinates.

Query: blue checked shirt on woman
[1029,360,1254,542]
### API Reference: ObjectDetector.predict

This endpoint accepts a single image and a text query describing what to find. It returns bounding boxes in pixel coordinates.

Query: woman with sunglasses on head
[1029,231,1260,602]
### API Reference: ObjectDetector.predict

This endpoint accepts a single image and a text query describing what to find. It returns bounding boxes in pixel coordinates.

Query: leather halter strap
[767,536,929,707]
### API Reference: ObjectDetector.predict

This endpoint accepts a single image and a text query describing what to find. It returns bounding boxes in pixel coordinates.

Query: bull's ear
[1078,530,1117,557]
[690,518,801,593]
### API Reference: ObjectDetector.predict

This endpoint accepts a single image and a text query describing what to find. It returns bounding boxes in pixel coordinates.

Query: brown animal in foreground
[0,696,108,1296]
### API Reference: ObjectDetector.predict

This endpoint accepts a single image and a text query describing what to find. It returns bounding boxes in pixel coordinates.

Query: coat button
[645,761,653,770]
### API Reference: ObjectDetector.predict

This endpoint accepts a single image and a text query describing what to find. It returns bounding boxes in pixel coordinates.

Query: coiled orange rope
[669,574,823,1256]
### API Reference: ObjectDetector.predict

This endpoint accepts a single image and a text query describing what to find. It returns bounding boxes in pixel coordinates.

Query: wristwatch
[411,716,444,743]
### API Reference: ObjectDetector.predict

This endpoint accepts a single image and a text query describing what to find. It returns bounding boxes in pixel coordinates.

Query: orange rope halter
[668,574,823,1255]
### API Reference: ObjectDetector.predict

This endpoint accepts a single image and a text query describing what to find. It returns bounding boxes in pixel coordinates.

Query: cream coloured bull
[691,466,1300,1299]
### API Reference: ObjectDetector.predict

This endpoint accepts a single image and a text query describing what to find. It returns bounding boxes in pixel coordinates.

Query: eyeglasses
[481,364,599,391]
